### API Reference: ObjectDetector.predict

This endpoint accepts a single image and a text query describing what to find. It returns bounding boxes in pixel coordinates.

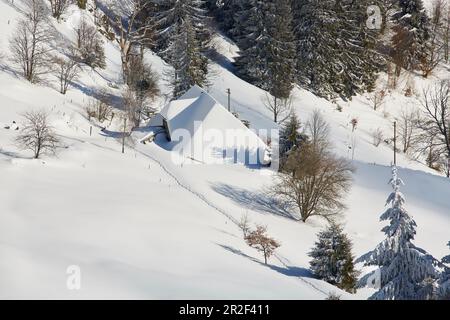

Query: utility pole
[226,88,231,112]
[122,117,127,154]
[393,121,397,166]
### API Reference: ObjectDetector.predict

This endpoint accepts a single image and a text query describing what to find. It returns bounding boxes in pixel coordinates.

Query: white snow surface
[0,1,449,299]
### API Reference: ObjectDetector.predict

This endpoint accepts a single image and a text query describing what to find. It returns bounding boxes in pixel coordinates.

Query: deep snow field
[0,1,449,299]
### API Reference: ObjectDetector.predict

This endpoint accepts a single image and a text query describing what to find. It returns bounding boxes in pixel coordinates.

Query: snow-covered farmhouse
[150,86,271,166]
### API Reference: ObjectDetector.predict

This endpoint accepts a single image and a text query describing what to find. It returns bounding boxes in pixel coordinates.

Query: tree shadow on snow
[71,82,123,109]
[210,183,297,220]
[217,244,314,279]
[0,149,32,160]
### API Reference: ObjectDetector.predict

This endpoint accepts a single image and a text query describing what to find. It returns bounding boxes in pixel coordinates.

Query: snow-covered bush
[309,223,358,293]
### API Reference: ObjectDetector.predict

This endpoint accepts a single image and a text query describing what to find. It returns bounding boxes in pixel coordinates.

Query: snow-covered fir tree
[205,0,244,37]
[357,166,440,300]
[309,223,358,293]
[335,0,385,96]
[229,0,252,41]
[438,242,450,299]
[233,0,270,88]
[152,0,210,98]
[391,0,432,72]
[266,0,296,102]
[234,0,295,99]
[293,0,337,98]
[293,0,383,99]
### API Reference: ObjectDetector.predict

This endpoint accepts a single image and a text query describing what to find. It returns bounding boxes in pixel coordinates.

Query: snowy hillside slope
[0,1,449,299]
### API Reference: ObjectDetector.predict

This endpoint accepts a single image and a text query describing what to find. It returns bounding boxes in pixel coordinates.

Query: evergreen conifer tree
[279,112,306,169]
[234,0,270,88]
[152,0,210,98]
[293,0,383,99]
[266,0,296,103]
[309,223,358,293]
[234,0,295,102]
[206,0,244,37]
[357,166,440,300]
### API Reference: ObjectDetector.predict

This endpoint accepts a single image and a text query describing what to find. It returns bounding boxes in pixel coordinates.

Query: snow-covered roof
[151,86,270,165]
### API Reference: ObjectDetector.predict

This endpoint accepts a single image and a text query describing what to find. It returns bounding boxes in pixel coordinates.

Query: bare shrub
[86,91,114,122]
[49,0,71,20]
[15,110,59,158]
[245,225,280,265]
[350,118,358,132]
[372,128,384,147]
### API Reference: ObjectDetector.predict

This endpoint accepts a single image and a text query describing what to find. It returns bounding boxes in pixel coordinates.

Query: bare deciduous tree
[108,0,154,83]
[262,93,292,124]
[127,53,159,119]
[272,143,354,222]
[305,109,331,153]
[398,107,419,154]
[245,225,280,265]
[122,86,141,129]
[74,18,106,69]
[54,56,79,94]
[368,90,386,111]
[420,0,445,77]
[444,4,450,62]
[16,110,59,158]
[417,81,450,177]
[49,0,71,20]
[238,213,251,238]
[9,0,53,83]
